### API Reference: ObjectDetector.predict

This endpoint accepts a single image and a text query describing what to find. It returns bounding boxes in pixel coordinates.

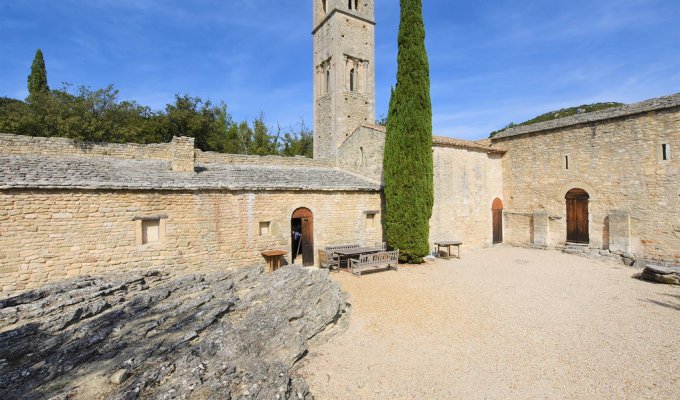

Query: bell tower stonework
[313,0,376,160]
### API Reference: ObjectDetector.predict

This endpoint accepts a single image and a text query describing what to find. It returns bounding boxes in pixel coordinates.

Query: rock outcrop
[0,265,349,399]
[640,262,680,286]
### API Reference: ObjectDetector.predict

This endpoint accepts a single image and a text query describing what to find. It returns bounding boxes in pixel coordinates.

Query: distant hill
[489,102,625,137]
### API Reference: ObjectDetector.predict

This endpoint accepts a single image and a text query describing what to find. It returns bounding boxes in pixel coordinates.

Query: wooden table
[334,247,382,272]
[434,241,462,259]
[261,250,287,272]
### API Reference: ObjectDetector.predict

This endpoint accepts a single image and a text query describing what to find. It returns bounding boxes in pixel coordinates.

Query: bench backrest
[325,243,360,252]
[357,250,399,266]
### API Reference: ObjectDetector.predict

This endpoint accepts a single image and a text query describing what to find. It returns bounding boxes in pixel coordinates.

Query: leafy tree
[249,113,279,155]
[383,0,434,264]
[28,49,49,98]
[163,94,228,152]
[281,119,313,158]
[2,51,313,157]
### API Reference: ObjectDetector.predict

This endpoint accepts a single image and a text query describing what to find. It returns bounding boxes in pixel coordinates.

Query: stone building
[0,0,678,295]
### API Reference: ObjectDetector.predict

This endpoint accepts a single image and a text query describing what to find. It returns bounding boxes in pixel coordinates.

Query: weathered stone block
[533,212,549,247]
[608,211,631,254]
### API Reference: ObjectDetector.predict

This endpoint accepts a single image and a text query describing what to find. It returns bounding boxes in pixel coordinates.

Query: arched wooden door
[291,208,314,266]
[565,189,589,243]
[492,198,503,244]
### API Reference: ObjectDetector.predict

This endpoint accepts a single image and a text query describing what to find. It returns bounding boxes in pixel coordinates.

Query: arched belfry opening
[492,198,504,244]
[322,0,327,14]
[349,68,356,92]
[291,208,314,266]
[565,188,590,243]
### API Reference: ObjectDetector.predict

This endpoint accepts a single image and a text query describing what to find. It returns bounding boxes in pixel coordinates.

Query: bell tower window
[326,70,331,94]
[349,68,356,92]
[322,0,327,14]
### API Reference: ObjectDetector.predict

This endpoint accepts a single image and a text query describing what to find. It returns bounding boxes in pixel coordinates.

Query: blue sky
[1,0,679,140]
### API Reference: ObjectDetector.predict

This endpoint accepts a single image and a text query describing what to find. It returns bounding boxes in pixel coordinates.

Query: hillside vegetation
[489,102,625,137]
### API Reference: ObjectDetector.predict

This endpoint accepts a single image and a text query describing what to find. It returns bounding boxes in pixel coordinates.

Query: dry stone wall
[0,189,382,296]
[495,108,680,261]
[0,133,177,161]
[196,150,331,168]
[430,146,504,250]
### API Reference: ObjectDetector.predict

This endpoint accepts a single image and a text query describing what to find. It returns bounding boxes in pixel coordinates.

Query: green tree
[163,94,228,152]
[249,113,279,155]
[281,119,313,158]
[27,49,49,98]
[383,0,434,263]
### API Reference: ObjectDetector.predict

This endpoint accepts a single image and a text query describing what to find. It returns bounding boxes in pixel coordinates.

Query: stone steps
[563,242,589,254]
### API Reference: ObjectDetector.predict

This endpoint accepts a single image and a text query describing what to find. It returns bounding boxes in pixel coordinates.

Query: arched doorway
[565,189,589,243]
[291,207,314,266]
[492,198,503,244]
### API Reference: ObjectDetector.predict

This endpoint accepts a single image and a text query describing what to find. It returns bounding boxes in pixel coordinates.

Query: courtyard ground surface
[297,246,680,400]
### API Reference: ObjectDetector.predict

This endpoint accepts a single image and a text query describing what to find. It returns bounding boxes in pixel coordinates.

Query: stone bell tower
[312,0,376,160]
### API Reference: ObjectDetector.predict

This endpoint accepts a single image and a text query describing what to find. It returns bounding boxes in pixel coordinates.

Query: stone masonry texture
[0,189,382,295]
[313,0,376,160]
[494,105,680,260]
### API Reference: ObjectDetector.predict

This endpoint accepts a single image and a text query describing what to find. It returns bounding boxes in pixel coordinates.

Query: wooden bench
[350,250,399,277]
[320,244,361,270]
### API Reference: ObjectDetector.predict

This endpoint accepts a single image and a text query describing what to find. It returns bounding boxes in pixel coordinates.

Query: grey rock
[640,262,680,286]
[110,369,129,385]
[0,265,347,399]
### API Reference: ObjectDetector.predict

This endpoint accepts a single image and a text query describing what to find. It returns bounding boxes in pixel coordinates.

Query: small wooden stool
[261,250,287,272]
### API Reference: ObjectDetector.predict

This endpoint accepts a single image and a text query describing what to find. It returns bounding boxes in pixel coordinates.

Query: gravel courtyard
[298,246,680,400]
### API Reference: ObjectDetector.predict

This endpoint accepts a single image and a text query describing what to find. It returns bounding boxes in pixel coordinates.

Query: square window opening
[142,219,160,244]
[365,213,377,229]
[259,221,271,236]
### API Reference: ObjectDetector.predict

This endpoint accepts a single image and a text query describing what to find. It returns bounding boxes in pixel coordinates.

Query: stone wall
[495,107,680,261]
[0,133,179,161]
[0,189,382,295]
[196,150,331,168]
[336,125,385,182]
[430,145,504,251]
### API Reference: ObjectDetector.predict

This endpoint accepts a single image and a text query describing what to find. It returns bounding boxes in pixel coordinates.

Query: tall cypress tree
[383,0,433,264]
[28,49,49,98]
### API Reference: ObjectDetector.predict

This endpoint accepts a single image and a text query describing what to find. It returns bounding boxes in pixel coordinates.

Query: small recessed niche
[565,155,569,170]
[133,215,167,245]
[364,211,379,229]
[259,221,271,236]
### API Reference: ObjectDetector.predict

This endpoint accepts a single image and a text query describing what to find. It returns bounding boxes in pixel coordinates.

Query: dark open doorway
[291,207,314,266]
[492,198,503,244]
[566,188,589,243]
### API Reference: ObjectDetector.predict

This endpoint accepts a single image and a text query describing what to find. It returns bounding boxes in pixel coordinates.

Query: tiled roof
[0,155,381,192]
[432,136,505,154]
[360,124,504,154]
[492,92,680,140]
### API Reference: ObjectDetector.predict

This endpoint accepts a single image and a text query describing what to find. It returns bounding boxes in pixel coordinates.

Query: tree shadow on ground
[639,298,680,312]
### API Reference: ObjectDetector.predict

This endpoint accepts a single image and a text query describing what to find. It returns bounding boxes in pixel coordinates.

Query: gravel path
[297,246,680,399]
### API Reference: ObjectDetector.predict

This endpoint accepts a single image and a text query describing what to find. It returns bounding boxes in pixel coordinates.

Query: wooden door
[292,208,314,266]
[492,198,503,244]
[566,189,589,243]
